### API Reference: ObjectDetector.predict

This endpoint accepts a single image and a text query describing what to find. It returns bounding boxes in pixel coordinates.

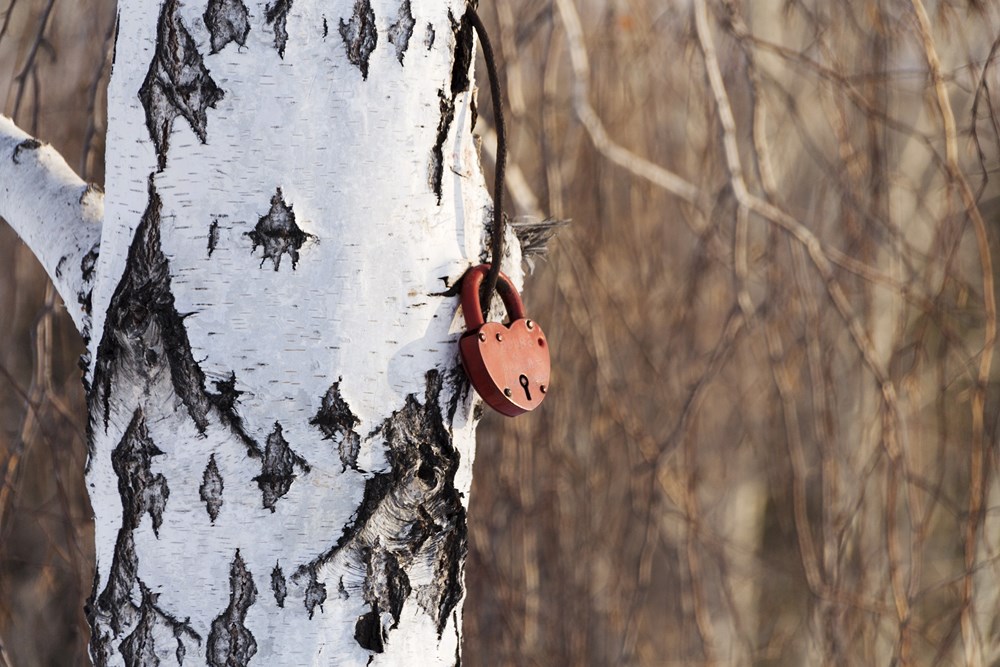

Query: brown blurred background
[4,1,1000,665]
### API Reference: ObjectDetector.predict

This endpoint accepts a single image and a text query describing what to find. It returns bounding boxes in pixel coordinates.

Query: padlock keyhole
[519,374,532,401]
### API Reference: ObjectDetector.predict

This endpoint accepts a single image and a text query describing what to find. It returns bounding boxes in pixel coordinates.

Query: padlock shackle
[461,264,526,330]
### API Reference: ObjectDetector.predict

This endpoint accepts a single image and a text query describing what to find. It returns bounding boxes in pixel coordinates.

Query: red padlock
[459,264,550,417]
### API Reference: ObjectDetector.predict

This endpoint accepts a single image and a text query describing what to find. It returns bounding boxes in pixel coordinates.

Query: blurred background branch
[3,1,1000,665]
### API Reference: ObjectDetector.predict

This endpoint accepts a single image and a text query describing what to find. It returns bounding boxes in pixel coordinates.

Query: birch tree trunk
[2,0,509,664]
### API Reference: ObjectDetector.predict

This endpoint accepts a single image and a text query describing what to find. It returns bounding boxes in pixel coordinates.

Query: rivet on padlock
[458,264,551,417]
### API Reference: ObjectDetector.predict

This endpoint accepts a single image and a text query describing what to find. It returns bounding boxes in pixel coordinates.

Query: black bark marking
[81,242,99,284]
[310,380,362,472]
[430,90,455,205]
[429,10,475,203]
[354,609,383,653]
[271,562,287,608]
[299,371,467,650]
[89,410,201,664]
[91,180,209,440]
[89,179,262,469]
[115,410,170,537]
[208,372,263,457]
[338,576,349,599]
[449,10,474,97]
[200,454,224,522]
[388,1,415,65]
[265,0,293,59]
[446,364,471,428]
[204,0,250,54]
[207,550,257,667]
[120,583,200,667]
[424,22,435,51]
[207,219,219,257]
[354,542,411,652]
[11,137,41,164]
[303,565,327,619]
[247,188,312,271]
[86,572,114,666]
[339,0,378,80]
[97,530,140,637]
[253,421,309,512]
[322,16,329,38]
[139,0,224,171]
[112,10,120,65]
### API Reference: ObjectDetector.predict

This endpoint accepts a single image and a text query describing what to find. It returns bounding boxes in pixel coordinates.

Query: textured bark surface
[83,0,506,664]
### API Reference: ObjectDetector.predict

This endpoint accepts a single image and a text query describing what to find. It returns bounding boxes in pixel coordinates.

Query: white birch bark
[0,115,102,335]
[7,0,516,664]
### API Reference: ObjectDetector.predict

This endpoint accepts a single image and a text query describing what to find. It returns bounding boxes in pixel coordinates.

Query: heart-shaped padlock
[459,264,550,417]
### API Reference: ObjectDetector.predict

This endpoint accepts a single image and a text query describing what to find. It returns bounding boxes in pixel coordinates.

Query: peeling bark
[339,0,378,80]
[138,0,224,171]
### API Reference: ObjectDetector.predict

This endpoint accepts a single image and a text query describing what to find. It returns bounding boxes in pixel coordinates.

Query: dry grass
[3,1,1000,665]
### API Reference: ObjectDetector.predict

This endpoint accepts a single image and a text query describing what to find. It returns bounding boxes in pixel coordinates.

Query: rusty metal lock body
[459,264,550,417]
